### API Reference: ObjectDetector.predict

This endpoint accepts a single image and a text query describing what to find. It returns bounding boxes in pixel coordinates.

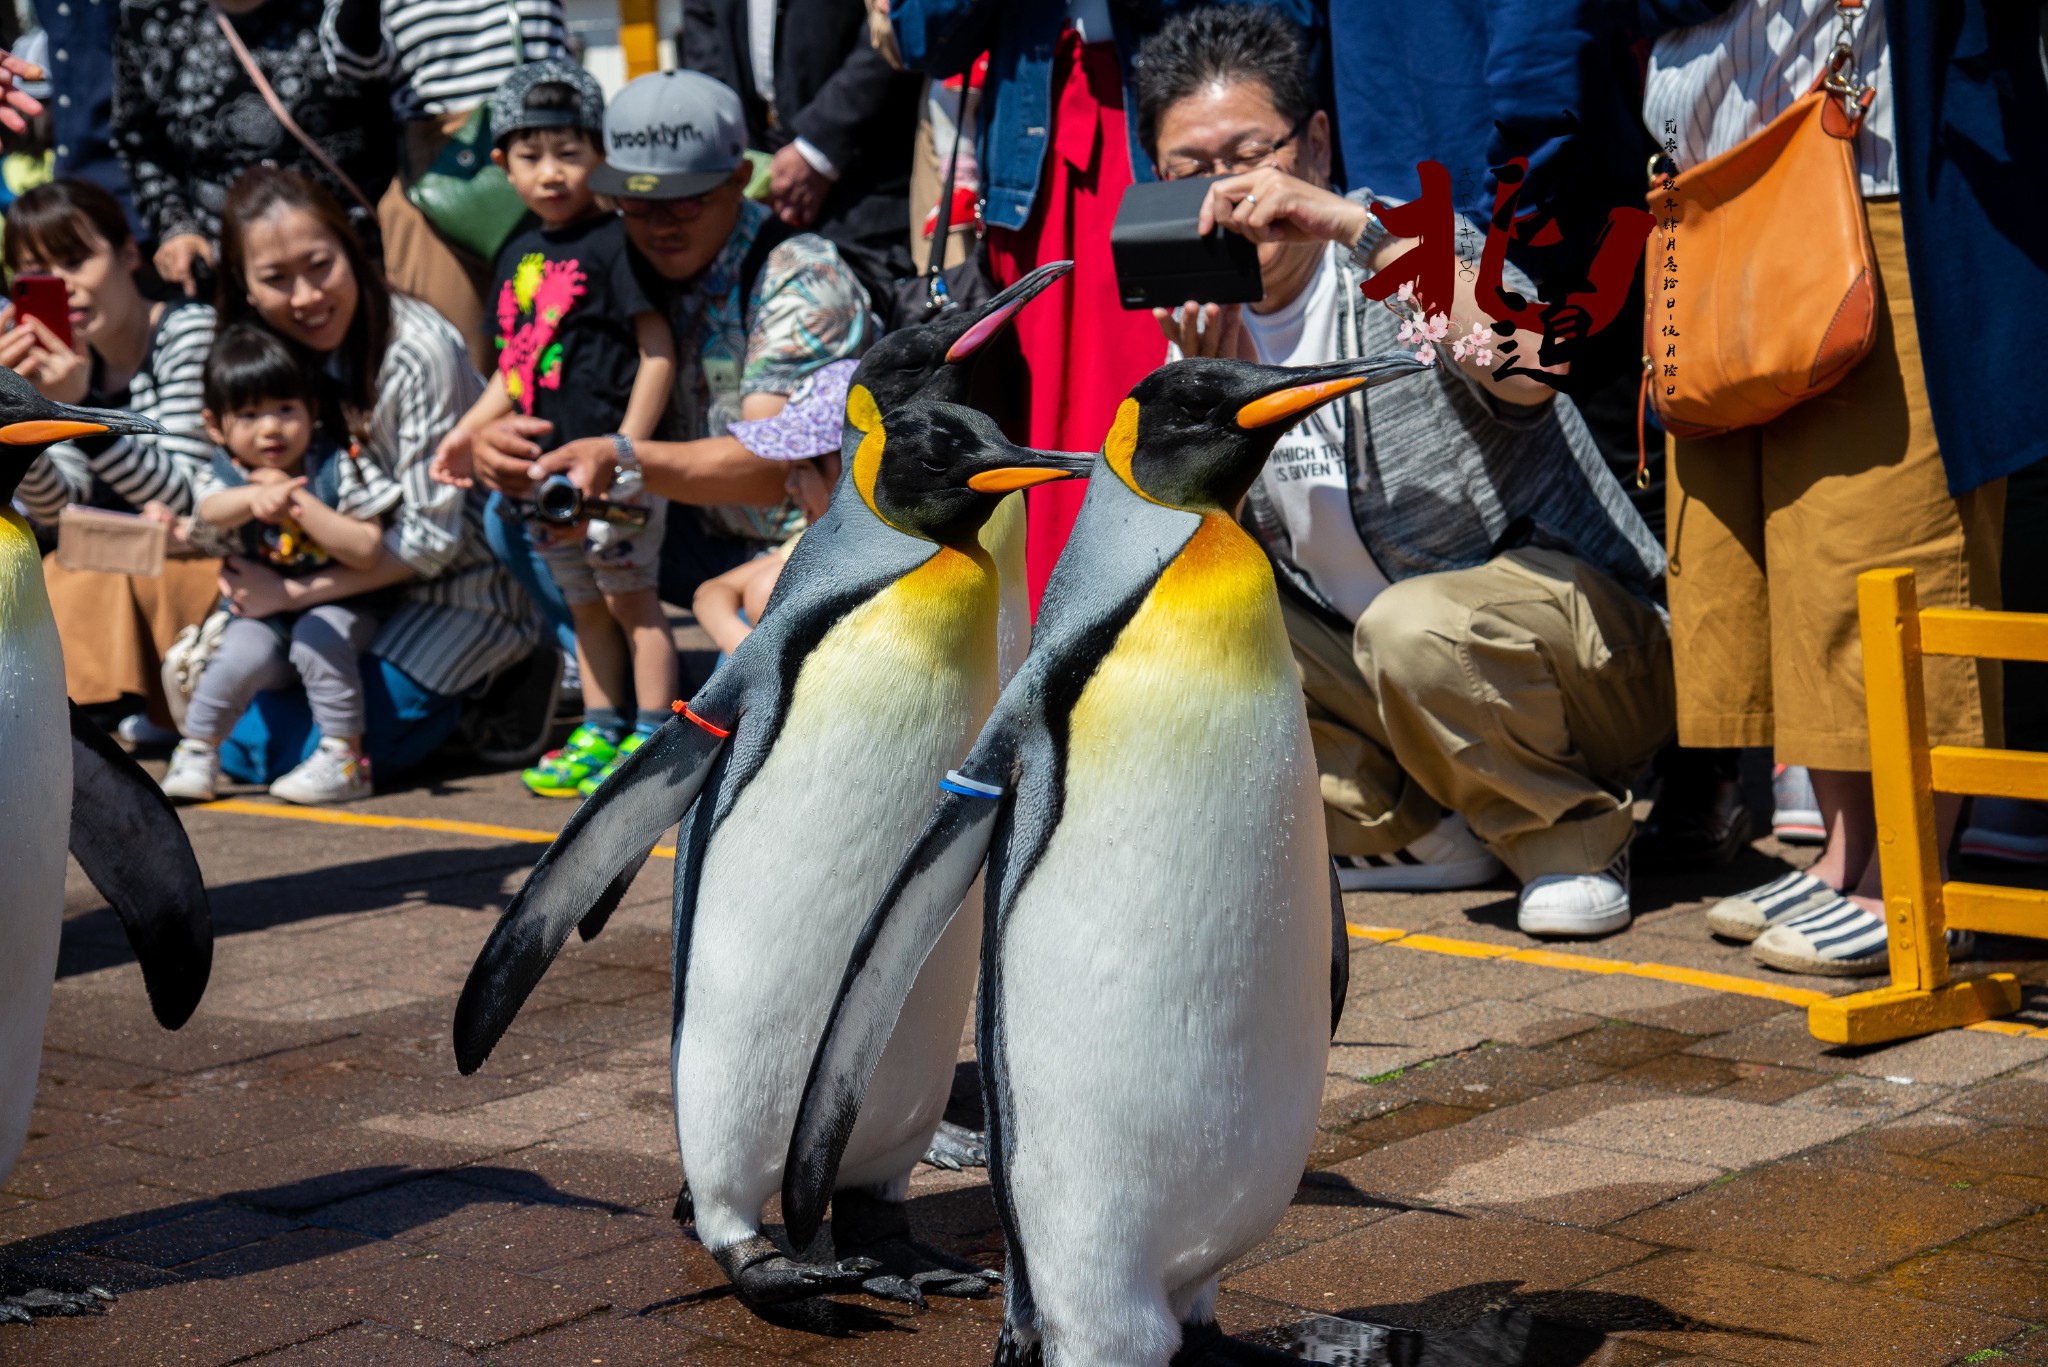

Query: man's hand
[430,427,476,488]
[154,234,215,297]
[768,143,830,228]
[0,48,46,135]
[1151,299,1256,362]
[469,415,557,498]
[219,557,298,619]
[528,436,619,498]
[248,476,308,524]
[1197,166,1367,249]
[0,306,90,404]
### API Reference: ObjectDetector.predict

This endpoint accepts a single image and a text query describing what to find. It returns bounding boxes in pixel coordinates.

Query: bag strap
[214,10,378,215]
[922,71,983,310]
[505,0,526,67]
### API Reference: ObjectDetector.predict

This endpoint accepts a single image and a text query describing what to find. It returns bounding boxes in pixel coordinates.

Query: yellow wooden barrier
[618,0,660,79]
[1808,569,2032,1045]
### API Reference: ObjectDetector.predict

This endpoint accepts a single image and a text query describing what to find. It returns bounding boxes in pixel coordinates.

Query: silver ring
[1243,193,1258,209]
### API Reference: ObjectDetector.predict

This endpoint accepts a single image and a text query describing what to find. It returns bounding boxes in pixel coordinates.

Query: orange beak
[1234,377,1370,430]
[966,467,1080,494]
[1,419,110,445]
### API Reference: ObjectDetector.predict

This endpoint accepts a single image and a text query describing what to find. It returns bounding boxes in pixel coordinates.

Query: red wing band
[671,700,731,739]
[939,770,1003,800]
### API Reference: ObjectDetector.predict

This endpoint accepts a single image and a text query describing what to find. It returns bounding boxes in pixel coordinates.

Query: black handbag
[880,81,1000,329]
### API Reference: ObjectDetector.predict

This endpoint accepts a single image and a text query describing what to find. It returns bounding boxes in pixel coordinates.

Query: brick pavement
[7,756,2048,1365]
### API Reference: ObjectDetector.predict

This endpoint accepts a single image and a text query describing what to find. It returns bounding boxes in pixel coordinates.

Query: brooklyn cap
[590,70,747,200]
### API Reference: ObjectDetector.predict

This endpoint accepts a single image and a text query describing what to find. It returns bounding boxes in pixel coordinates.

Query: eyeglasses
[618,194,713,223]
[1160,112,1312,181]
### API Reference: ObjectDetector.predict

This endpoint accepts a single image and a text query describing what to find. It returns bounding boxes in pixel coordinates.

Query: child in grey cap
[431,59,681,800]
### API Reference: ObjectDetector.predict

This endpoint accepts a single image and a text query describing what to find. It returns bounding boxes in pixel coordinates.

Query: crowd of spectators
[0,0,2043,983]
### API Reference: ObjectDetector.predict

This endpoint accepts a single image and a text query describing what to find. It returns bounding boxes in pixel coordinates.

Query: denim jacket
[890,0,1321,232]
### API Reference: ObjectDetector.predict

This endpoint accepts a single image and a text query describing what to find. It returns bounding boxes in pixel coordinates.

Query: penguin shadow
[58,842,542,980]
[0,1166,625,1305]
[1242,1281,1809,1365]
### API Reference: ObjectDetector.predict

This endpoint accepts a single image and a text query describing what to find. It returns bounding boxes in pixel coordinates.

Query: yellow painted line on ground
[193,798,678,858]
[188,799,2041,1039]
[1347,920,2048,1037]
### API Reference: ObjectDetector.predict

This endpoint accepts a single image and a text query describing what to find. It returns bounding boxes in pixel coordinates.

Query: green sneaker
[522,723,619,798]
[576,730,651,798]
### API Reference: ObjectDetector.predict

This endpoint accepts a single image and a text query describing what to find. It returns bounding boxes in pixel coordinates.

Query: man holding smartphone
[1135,6,1671,940]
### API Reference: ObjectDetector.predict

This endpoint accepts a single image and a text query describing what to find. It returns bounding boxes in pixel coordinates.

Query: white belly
[675,549,997,1251]
[0,514,72,1182]
[998,517,1331,1362]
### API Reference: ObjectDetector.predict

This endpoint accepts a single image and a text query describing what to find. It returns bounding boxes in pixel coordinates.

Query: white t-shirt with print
[1239,242,1390,624]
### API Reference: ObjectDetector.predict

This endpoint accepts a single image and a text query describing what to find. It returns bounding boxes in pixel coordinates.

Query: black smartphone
[1109,175,1264,311]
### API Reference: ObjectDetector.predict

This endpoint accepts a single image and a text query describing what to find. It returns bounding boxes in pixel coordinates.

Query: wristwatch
[608,433,644,500]
[1347,191,1395,274]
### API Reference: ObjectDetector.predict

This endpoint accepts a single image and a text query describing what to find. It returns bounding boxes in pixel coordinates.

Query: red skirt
[987,32,1166,609]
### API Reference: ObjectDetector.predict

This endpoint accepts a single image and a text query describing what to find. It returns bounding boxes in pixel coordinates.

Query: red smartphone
[11,274,73,349]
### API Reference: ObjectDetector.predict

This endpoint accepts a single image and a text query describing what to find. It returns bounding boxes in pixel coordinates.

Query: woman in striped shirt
[0,178,224,731]
[323,0,569,370]
[209,167,539,784]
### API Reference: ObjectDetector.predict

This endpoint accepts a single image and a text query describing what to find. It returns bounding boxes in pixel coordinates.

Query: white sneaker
[1703,870,1841,942]
[1333,812,1503,891]
[269,740,372,805]
[1517,850,1631,938]
[159,739,220,803]
[117,712,180,751]
[1751,898,1976,977]
[1771,764,1825,844]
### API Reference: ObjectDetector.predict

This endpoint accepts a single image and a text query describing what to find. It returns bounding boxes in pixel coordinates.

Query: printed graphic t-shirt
[492,214,660,445]
[1238,242,1391,624]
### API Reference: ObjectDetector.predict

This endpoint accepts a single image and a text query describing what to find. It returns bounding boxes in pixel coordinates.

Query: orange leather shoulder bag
[1646,1,1880,439]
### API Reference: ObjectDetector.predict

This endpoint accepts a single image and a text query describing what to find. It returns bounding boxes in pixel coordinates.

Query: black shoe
[1635,745,1753,873]
[458,643,564,768]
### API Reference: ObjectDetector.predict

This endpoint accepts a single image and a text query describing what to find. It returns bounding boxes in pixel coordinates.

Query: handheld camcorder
[1109,175,1264,310]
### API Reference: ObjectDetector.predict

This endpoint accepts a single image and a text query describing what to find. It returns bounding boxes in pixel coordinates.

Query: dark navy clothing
[889,0,1323,232]
[46,0,138,233]
[207,437,350,575]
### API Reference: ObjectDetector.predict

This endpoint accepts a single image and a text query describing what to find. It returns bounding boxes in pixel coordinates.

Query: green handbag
[404,0,530,263]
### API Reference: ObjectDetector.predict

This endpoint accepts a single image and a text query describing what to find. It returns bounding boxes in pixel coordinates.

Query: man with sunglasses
[469,69,877,606]
[1138,7,1672,940]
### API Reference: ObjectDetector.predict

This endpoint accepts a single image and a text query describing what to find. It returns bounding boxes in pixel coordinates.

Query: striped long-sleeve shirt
[1642,0,1897,197]
[322,0,568,121]
[16,301,216,523]
[356,294,539,694]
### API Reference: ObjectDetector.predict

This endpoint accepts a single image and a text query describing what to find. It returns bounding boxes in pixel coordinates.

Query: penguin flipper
[782,786,1003,1252]
[453,713,727,1073]
[574,846,651,943]
[1329,860,1350,1040]
[66,700,213,1030]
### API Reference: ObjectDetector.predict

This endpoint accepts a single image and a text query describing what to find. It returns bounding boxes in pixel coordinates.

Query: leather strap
[214,9,378,215]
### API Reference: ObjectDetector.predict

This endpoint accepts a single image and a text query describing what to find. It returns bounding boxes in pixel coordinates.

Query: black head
[0,365,167,504]
[849,261,1073,413]
[844,389,1091,549]
[1103,354,1429,512]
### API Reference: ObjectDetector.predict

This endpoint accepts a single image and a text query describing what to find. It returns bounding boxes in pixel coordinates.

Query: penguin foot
[1170,1320,1303,1366]
[922,1119,989,1171]
[0,1266,115,1324]
[713,1235,879,1307]
[831,1189,999,1304]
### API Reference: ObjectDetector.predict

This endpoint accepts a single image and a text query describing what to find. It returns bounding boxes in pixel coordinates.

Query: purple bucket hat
[728,359,859,461]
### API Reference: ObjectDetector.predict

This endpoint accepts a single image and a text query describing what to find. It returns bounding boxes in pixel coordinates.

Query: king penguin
[453,379,1092,1306]
[782,353,1429,1365]
[0,368,213,1321]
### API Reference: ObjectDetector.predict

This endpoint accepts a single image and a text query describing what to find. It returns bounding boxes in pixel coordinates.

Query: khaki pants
[379,110,498,375]
[44,554,223,726]
[1667,198,2003,771]
[1284,548,1674,881]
